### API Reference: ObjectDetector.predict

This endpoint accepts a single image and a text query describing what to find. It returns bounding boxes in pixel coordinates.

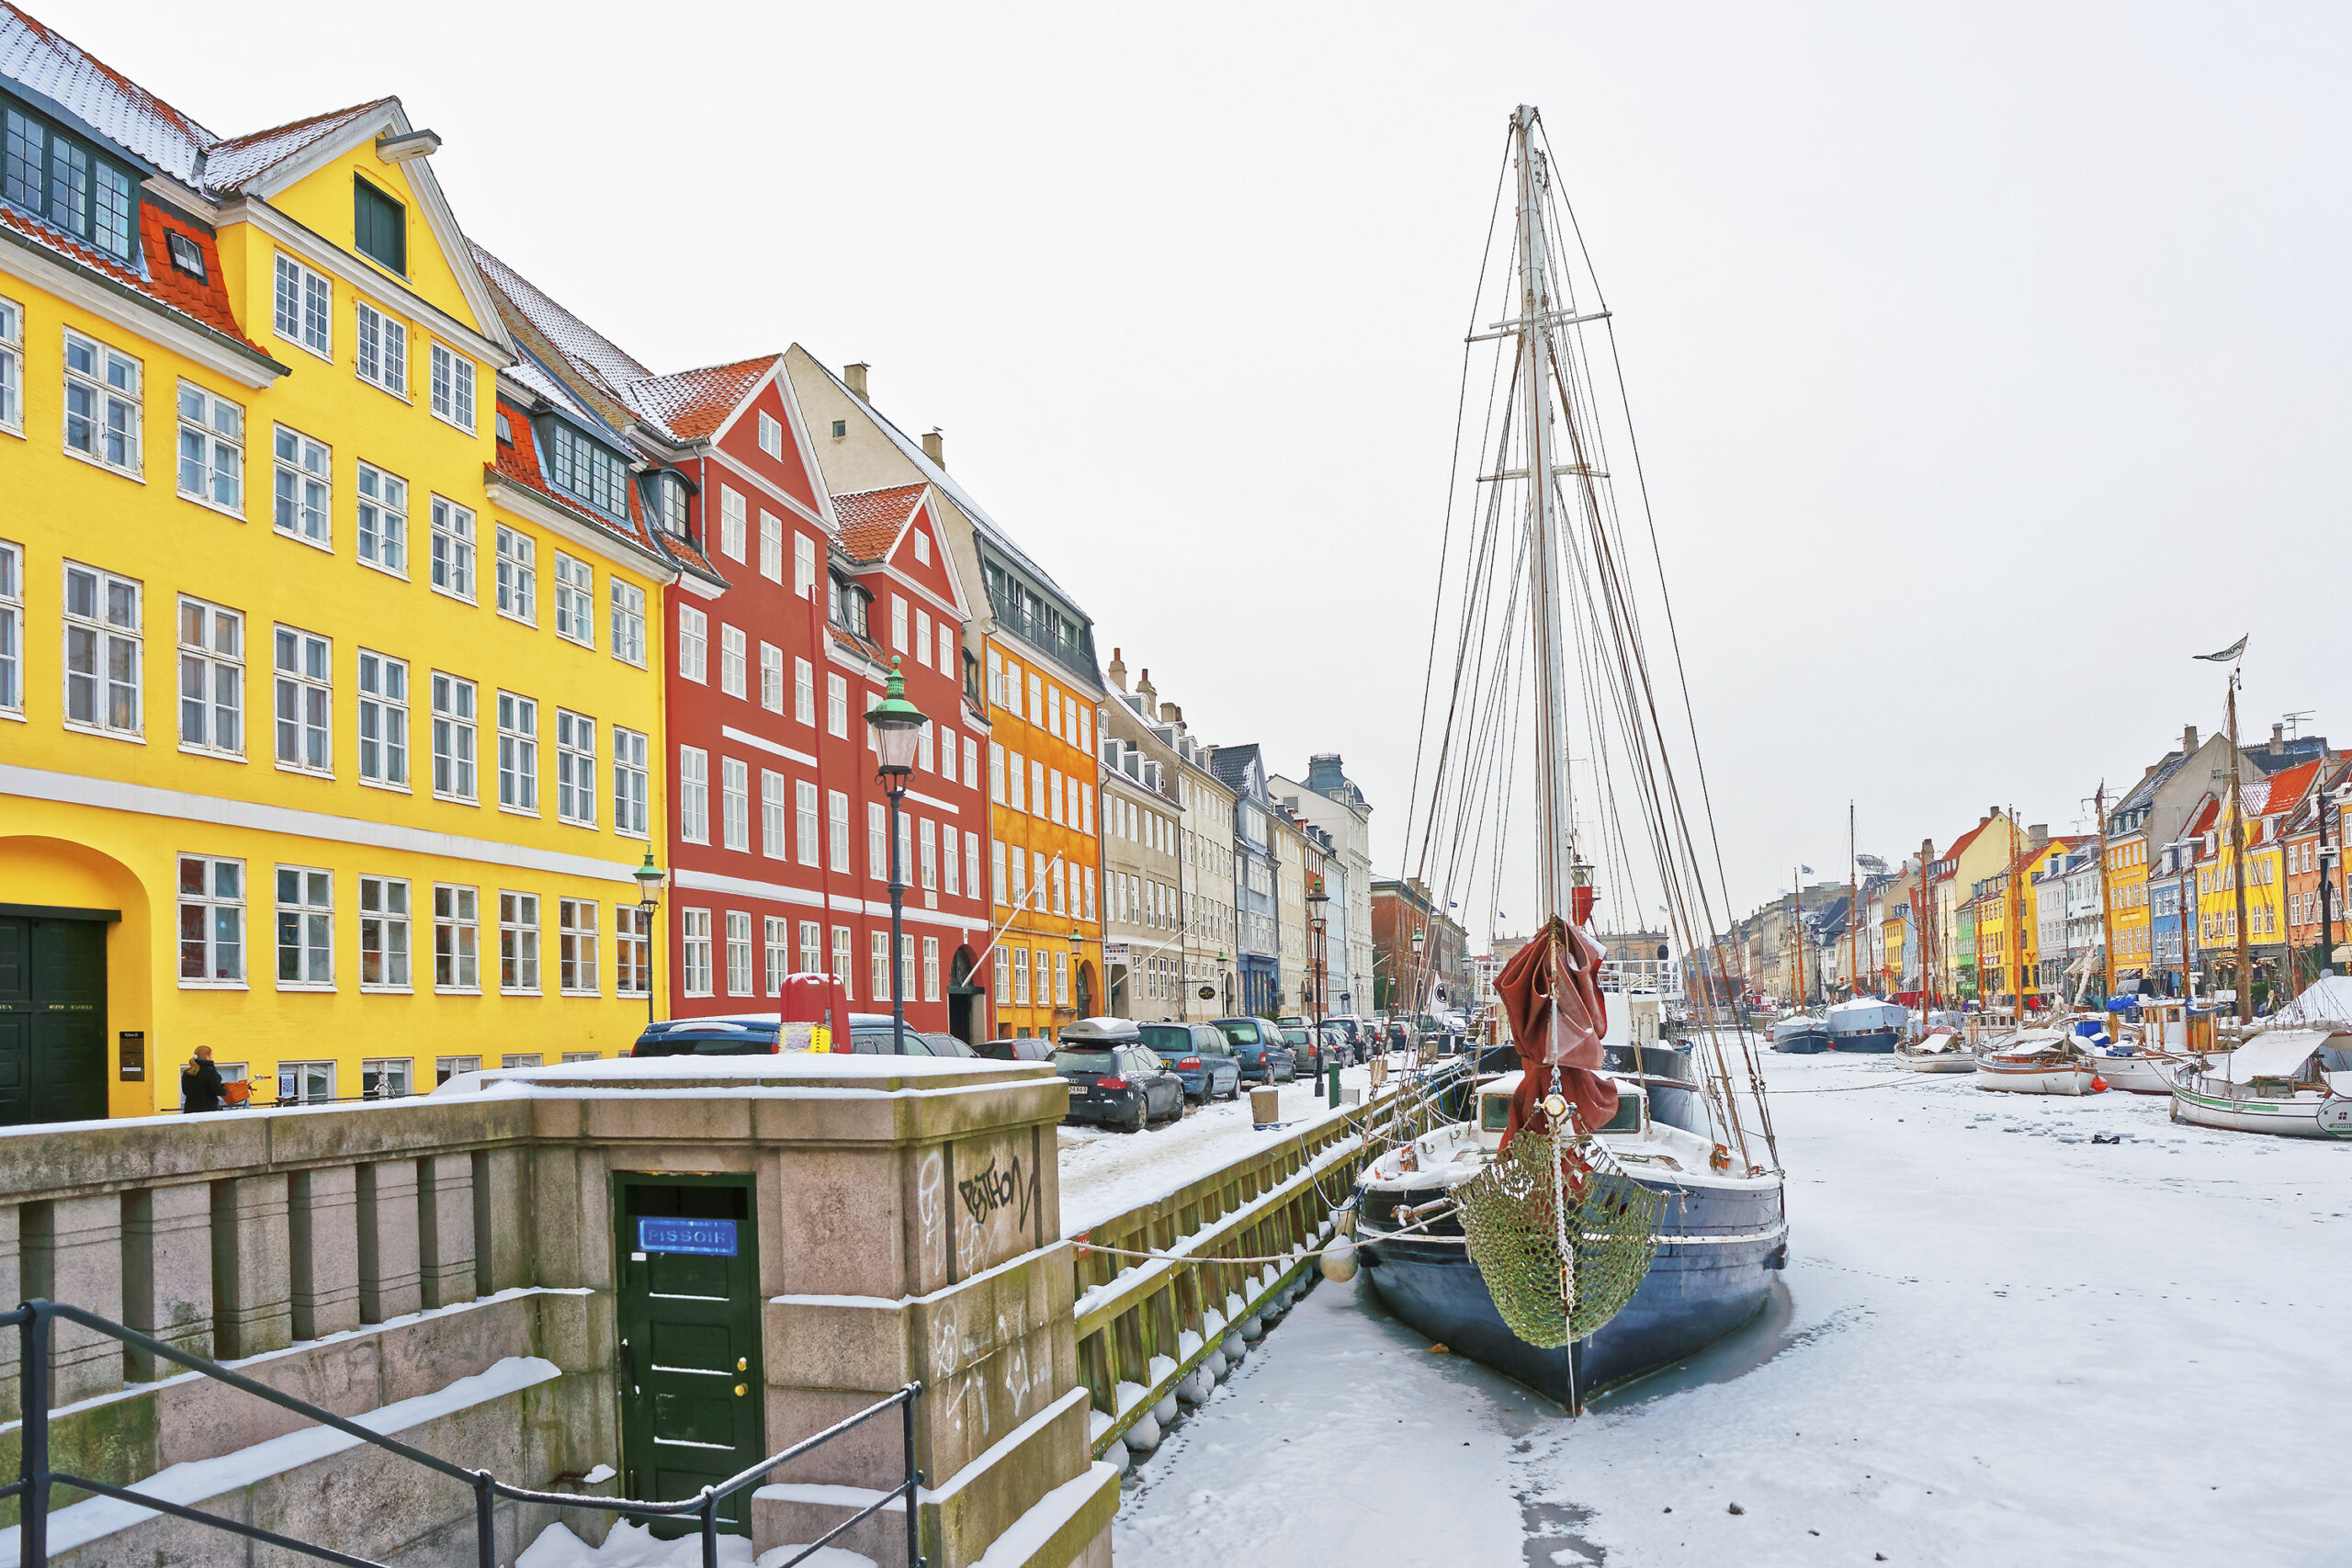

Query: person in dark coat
[181,1045,225,1113]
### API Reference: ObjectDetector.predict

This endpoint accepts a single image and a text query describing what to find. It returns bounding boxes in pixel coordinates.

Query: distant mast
[1512,104,1577,925]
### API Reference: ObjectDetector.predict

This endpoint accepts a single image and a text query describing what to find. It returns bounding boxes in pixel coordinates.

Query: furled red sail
[1493,915,1618,1150]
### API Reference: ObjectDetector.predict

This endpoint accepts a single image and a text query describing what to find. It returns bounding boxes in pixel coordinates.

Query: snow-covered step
[0,1356,562,1566]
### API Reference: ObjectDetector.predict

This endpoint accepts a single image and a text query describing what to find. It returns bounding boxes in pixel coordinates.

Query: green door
[0,912,109,1126]
[615,1175,765,1533]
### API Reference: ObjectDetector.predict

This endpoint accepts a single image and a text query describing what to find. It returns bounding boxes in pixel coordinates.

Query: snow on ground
[1058,1060,1404,1235]
[1112,1045,2351,1567]
[514,1520,873,1567]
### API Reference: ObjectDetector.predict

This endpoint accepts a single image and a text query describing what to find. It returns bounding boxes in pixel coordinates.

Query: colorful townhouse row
[0,6,1371,1121]
[1714,719,2347,1015]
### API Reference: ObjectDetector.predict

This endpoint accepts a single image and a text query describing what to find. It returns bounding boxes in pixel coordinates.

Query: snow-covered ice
[515,1520,874,1568]
[1110,1046,2350,1566]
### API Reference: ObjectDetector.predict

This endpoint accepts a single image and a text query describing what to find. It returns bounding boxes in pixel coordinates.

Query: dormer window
[545,422,629,520]
[164,231,206,280]
[653,472,688,536]
[3,103,138,262]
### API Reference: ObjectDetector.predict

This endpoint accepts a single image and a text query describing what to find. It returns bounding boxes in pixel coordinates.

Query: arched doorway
[947,945,982,1045]
[1,835,150,1123]
[1073,960,1096,1020]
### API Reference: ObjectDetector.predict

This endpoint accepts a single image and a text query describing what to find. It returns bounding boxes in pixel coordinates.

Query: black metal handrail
[3,1300,922,1568]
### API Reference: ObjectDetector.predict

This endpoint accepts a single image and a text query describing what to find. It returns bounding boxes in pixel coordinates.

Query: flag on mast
[2194,636,2248,663]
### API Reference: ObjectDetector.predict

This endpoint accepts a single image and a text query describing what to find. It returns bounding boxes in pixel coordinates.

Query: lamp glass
[864,658,928,774]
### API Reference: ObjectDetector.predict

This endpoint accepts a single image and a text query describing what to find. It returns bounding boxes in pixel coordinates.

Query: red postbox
[781,972,853,1053]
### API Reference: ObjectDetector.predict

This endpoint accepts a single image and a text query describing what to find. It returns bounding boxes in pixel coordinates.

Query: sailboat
[1351,106,1788,1411]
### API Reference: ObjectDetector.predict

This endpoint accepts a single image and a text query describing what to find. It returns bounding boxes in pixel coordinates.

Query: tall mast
[2227,673,2251,1022]
[1792,870,1804,1006]
[2095,782,2116,1004]
[1849,802,1859,996]
[1511,105,1576,924]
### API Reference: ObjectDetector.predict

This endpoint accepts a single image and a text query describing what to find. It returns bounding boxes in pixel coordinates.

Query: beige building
[1272,806,1312,1017]
[1099,653,1187,1020]
[1273,756,1375,1019]
[1103,658,1237,1020]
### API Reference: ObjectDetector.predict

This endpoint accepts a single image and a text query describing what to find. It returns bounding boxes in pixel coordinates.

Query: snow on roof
[812,356,1091,617]
[0,4,214,184]
[470,242,651,398]
[2218,1030,2332,1083]
[2274,976,2352,1030]
[624,357,775,442]
[199,98,390,191]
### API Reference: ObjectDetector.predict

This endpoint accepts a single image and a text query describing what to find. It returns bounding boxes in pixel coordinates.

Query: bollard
[1328,1063,1341,1108]
[1343,1088,1363,1107]
[1250,1086,1281,1128]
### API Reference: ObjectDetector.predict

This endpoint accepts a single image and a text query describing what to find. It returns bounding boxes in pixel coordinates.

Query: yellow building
[2,34,672,1119]
[2105,829,2151,986]
[2192,761,2315,989]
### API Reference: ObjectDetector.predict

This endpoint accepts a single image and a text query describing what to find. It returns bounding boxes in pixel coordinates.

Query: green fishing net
[1458,1131,1665,1348]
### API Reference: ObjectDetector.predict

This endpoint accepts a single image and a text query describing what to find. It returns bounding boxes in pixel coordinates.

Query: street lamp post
[865,660,928,1055]
[633,849,665,1032]
[1068,927,1086,1021]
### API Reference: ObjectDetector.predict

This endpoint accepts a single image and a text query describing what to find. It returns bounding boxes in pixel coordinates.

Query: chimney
[1136,668,1158,705]
[843,362,869,400]
[922,428,945,469]
[1106,648,1127,692]
[1159,701,1182,728]
[2270,722,2285,753]
[2184,724,2199,755]
[2028,823,2049,851]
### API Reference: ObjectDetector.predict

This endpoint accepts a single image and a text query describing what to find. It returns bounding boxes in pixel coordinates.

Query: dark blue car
[1210,1017,1295,1084]
[1139,1022,1239,1103]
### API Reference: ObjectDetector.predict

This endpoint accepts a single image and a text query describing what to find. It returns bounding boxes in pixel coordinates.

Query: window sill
[0,708,25,723]
[358,556,410,582]
[498,804,543,819]
[429,582,477,607]
[556,629,595,652]
[276,982,336,994]
[357,374,413,406]
[560,988,601,998]
[429,408,477,439]
[177,979,250,990]
[435,986,482,997]
[359,777,413,795]
[500,988,543,998]
[177,743,247,762]
[360,984,415,995]
[275,525,335,555]
[496,606,538,631]
[432,791,480,807]
[177,491,247,523]
[613,652,648,671]
[275,329,334,365]
[275,761,334,781]
[62,446,144,483]
[63,722,144,744]
[0,421,22,441]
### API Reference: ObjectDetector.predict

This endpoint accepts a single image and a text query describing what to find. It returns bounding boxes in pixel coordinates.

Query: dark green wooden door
[615,1175,764,1532]
[0,914,108,1126]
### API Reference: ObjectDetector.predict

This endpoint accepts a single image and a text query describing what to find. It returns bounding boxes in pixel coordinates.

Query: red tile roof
[488,395,664,560]
[2249,759,2324,819]
[627,358,775,442]
[831,484,925,561]
[0,196,268,362]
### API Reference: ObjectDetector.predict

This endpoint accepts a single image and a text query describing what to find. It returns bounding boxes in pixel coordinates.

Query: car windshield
[1215,1021,1261,1046]
[1282,1029,1310,1046]
[1136,1025,1189,1053]
[1053,1048,1120,1074]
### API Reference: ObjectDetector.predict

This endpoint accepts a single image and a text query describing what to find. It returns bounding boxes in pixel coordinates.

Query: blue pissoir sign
[638,1216,740,1256]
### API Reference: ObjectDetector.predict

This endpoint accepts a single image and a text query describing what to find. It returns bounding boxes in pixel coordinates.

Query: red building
[475,256,991,1038]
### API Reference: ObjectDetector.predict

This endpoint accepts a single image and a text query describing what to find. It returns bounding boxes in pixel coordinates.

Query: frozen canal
[1110,1046,2350,1567]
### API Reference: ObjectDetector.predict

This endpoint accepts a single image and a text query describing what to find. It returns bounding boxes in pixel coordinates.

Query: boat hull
[1828,1027,1898,1054]
[1974,1063,2097,1095]
[1895,1050,1974,1074]
[1770,1027,1829,1055]
[1356,1177,1785,1403]
[2088,1053,2178,1095]
[2170,1083,2352,1139]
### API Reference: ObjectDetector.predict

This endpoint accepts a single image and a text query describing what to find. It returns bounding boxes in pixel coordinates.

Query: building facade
[1098,655,1185,1020]
[1273,754,1374,1019]
[0,35,677,1119]
[1210,743,1283,1018]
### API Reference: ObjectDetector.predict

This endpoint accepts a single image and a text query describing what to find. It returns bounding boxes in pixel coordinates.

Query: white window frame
[758,411,784,458]
[277,1061,337,1106]
[175,381,243,514]
[871,930,891,1002]
[556,708,597,827]
[869,801,888,880]
[799,920,823,976]
[62,329,141,476]
[362,1058,414,1100]
[722,756,751,852]
[797,780,820,867]
[495,690,538,814]
[794,534,815,599]
[0,294,25,437]
[433,884,481,992]
[891,594,908,652]
[428,342,476,433]
[795,657,815,726]
[272,254,332,361]
[760,511,783,582]
[764,915,790,997]
[271,624,330,773]
[760,643,784,713]
[682,908,713,997]
[175,594,242,757]
[499,890,540,995]
[355,649,409,789]
[832,925,854,1000]
[827,672,848,737]
[358,874,412,991]
[610,580,647,667]
[494,525,537,625]
[275,864,334,989]
[176,853,246,987]
[272,426,331,549]
[966,834,980,901]
[430,496,476,602]
[616,905,650,996]
[719,623,747,699]
[354,299,409,398]
[355,461,408,577]
[559,897,599,996]
[553,553,594,647]
[614,725,650,838]
[760,768,787,860]
[719,487,747,561]
[678,604,707,683]
[830,790,851,872]
[430,671,478,803]
[924,936,941,1002]
[920,818,937,891]
[993,840,1008,907]
[679,746,709,843]
[726,910,754,997]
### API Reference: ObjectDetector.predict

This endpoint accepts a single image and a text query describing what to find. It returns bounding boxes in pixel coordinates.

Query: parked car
[632,1013,792,1056]
[1210,1017,1295,1083]
[1319,1022,1360,1066]
[845,1015,975,1055]
[1281,1025,1320,1077]
[1053,1019,1185,1131]
[1137,1022,1239,1103]
[974,1037,1057,1063]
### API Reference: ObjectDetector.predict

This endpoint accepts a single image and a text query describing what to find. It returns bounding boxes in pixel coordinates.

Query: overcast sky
[55,0,2352,933]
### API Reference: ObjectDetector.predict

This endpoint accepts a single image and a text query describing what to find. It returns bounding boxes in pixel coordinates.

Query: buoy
[2090,1076,2109,1093]
[1153,1393,1179,1427]
[1124,1413,1161,1453]
[1321,1239,1360,1281]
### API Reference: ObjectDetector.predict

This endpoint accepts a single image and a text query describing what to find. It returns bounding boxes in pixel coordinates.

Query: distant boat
[1895,1030,1973,1073]
[1825,998,1905,1053]
[1770,1015,1830,1054]
[2169,1030,2352,1137]
[1975,1030,2098,1095]
[2064,1015,2177,1096]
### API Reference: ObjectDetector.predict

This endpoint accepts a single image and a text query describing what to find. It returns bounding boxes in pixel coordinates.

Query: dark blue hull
[1770,1028,1829,1054]
[1358,1174,1784,1404]
[1829,1028,1897,1054]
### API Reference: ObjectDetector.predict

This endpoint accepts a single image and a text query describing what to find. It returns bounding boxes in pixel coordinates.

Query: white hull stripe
[2,761,646,886]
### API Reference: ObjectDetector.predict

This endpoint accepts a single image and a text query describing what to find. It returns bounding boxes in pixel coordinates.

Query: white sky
[53,0,2352,932]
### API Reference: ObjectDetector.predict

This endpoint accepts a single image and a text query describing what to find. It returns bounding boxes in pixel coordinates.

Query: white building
[1273,755,1375,1020]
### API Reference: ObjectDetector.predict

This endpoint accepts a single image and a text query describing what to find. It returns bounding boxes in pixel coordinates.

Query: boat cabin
[1475,1069,1645,1151]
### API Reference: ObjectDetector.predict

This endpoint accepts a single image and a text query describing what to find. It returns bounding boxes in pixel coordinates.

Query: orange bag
[221,1078,253,1107]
